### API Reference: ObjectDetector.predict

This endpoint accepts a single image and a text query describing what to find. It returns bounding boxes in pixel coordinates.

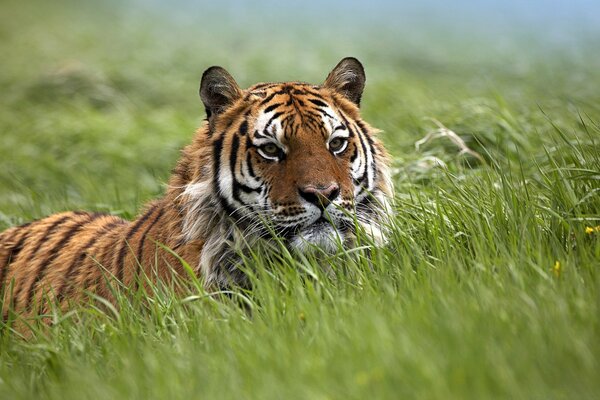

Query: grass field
[1,1,599,399]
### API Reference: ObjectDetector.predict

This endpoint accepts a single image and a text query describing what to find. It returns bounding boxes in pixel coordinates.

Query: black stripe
[356,121,368,133]
[223,118,236,132]
[234,183,261,195]
[57,220,124,302]
[246,150,256,178]
[265,111,284,131]
[11,215,71,308]
[0,231,28,292]
[349,143,359,163]
[357,121,378,180]
[263,103,283,114]
[362,126,378,155]
[71,221,127,298]
[340,113,355,137]
[239,120,248,136]
[135,208,165,272]
[212,134,225,197]
[308,98,329,108]
[229,134,252,204]
[115,205,158,284]
[29,216,71,260]
[259,92,277,105]
[233,141,263,196]
[347,124,356,138]
[298,116,320,133]
[298,87,321,97]
[26,214,103,309]
[254,130,271,140]
[355,126,370,187]
[286,120,300,139]
[315,108,335,120]
[33,214,100,278]
[212,136,239,219]
[252,83,276,90]
[36,217,93,283]
[230,134,240,178]
[301,108,334,124]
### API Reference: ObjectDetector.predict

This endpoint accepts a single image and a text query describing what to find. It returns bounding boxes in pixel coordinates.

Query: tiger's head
[171,58,392,286]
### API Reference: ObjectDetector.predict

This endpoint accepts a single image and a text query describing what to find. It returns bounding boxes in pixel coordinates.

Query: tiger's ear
[199,66,242,119]
[323,57,366,107]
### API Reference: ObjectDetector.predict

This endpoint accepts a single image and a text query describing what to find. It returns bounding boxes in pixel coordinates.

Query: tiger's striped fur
[0,57,393,318]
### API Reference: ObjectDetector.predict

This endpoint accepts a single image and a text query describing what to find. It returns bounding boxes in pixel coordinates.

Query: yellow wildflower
[551,260,561,278]
[585,225,600,234]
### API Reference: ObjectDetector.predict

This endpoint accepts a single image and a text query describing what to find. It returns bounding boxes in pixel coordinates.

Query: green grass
[1,1,600,399]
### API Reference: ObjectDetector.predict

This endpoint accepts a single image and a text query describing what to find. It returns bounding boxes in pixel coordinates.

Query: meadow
[1,1,599,398]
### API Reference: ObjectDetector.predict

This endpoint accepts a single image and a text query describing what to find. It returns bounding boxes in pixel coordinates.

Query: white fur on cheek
[181,180,216,242]
[180,180,241,286]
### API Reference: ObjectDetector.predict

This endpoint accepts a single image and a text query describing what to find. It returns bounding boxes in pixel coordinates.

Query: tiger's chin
[288,220,347,254]
[285,213,389,256]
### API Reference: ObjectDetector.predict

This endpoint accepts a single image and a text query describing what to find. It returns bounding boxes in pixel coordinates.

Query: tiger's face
[228,84,368,252]
[182,58,391,263]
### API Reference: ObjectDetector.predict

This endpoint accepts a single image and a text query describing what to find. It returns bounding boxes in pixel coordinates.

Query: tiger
[0,57,392,319]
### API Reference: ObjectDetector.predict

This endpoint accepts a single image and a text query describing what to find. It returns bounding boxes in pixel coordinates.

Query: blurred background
[1,0,599,225]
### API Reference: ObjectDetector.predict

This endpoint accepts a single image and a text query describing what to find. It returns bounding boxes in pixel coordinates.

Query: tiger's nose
[298,183,340,210]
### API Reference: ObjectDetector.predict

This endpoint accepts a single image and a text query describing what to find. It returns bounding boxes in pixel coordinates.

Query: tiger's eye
[329,138,346,152]
[261,143,280,157]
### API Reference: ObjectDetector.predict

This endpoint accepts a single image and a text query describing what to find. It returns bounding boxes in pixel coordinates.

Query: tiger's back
[0,212,127,317]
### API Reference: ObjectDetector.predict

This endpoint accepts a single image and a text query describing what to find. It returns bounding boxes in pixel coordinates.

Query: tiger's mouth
[312,216,330,226]
[243,206,357,253]
[285,214,352,253]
